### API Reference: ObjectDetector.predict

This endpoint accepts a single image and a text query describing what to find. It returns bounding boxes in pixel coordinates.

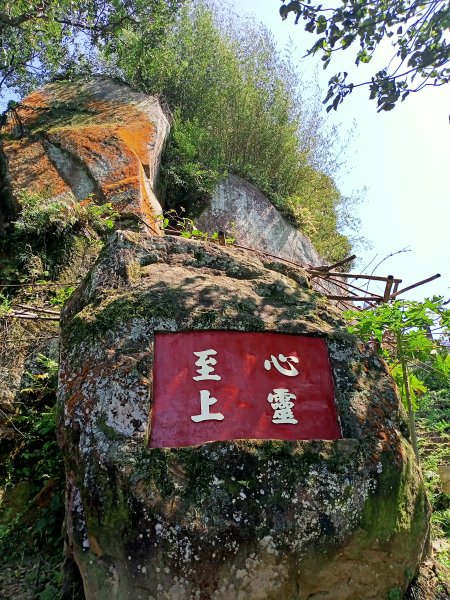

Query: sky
[228,0,449,302]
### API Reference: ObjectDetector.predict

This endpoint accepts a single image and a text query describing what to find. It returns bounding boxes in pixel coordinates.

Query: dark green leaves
[316,15,327,34]
[280,0,450,111]
[344,296,450,409]
[0,0,184,98]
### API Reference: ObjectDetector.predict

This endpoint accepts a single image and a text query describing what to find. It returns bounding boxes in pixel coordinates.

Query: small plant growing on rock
[49,285,76,307]
[0,292,12,317]
[15,191,119,238]
[158,208,235,244]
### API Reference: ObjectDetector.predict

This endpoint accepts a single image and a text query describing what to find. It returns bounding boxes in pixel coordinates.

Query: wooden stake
[383,275,394,302]
[308,271,402,283]
[391,273,441,298]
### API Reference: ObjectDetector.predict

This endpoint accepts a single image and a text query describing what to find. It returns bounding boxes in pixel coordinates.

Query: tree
[109,3,355,261]
[280,0,450,112]
[345,297,450,461]
[0,0,183,99]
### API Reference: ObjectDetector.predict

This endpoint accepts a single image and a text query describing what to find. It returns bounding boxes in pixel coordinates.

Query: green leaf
[316,16,327,34]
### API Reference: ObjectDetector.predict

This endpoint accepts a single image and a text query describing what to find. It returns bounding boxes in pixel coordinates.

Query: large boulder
[1,77,169,230]
[0,76,169,430]
[57,231,429,600]
[196,175,325,268]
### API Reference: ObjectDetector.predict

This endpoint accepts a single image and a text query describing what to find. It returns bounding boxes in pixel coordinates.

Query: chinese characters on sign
[150,332,341,448]
[191,349,224,422]
[191,349,300,426]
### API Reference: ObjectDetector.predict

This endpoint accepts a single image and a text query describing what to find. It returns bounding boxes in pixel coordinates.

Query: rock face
[0,76,168,435]
[0,77,170,230]
[196,175,325,268]
[0,77,430,598]
[58,231,429,600]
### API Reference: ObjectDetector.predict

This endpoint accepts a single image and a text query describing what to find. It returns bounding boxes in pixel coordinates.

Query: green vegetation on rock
[345,297,450,592]
[108,3,355,262]
[0,0,183,98]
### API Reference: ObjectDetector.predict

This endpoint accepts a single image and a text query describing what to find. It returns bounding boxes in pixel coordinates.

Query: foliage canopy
[346,296,450,405]
[0,0,356,262]
[0,0,183,97]
[109,4,354,260]
[280,0,450,111]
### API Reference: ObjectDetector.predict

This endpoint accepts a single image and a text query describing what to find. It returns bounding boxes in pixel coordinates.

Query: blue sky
[229,0,449,301]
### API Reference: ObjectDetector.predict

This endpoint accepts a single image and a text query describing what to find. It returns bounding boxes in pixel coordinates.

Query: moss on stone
[359,443,428,545]
[57,233,430,599]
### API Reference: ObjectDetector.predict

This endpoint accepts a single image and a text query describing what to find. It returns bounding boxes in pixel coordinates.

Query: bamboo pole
[4,313,60,321]
[391,274,441,298]
[14,303,60,315]
[383,275,394,302]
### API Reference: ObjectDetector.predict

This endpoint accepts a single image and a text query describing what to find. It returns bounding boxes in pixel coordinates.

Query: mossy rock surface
[58,232,429,600]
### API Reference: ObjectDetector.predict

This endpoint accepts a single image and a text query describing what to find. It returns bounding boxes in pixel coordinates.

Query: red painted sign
[150,332,341,448]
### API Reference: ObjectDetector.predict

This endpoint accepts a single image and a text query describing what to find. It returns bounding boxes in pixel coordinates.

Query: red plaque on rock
[150,332,341,448]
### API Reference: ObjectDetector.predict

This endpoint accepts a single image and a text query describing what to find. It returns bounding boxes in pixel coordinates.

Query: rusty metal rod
[232,243,307,269]
[0,282,79,288]
[133,213,162,237]
[323,275,384,299]
[312,279,375,310]
[325,296,385,302]
[311,254,357,272]
[297,269,378,309]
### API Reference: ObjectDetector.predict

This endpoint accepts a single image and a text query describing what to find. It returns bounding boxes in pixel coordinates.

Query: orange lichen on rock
[10,90,51,131]
[49,126,143,214]
[3,138,70,199]
[116,119,155,166]
[0,78,169,232]
[48,125,133,183]
[137,162,162,233]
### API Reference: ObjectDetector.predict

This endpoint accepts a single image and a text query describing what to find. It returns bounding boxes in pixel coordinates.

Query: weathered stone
[196,175,324,268]
[58,231,430,600]
[1,77,170,230]
[0,77,169,423]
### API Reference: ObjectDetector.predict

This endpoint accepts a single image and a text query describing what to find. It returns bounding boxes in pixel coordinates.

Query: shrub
[15,192,119,238]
